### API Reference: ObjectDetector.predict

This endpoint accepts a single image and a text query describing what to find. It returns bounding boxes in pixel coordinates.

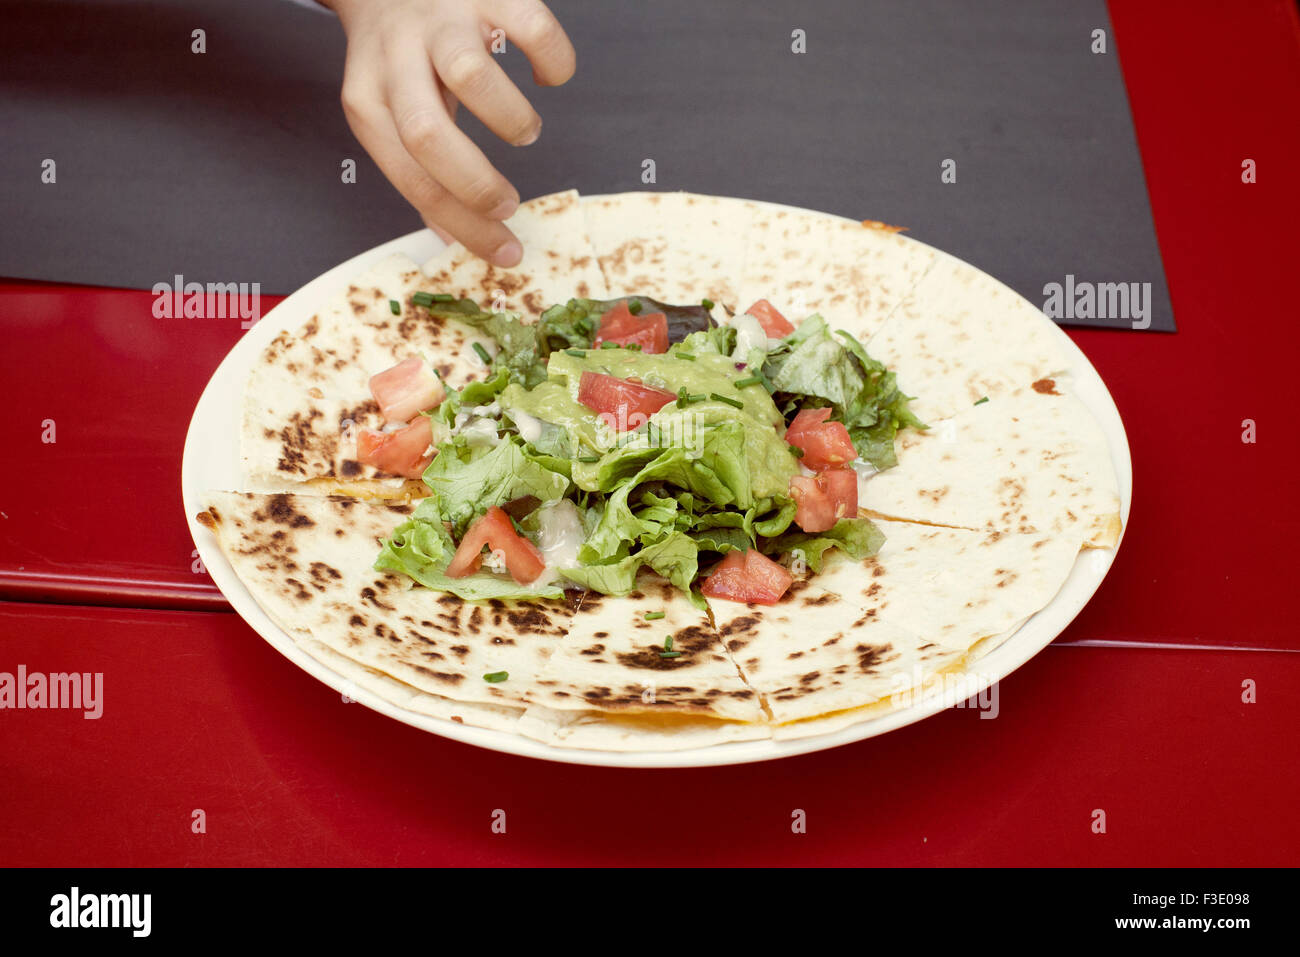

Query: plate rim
[182,193,1132,769]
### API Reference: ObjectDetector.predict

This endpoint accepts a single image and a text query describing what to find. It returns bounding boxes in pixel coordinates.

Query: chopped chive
[483,671,509,683]
[687,393,707,403]
[663,634,673,649]
[701,298,715,310]
[431,292,454,302]
[710,392,744,410]
[788,444,805,458]
[578,454,600,463]
[627,298,643,315]
[411,291,434,307]
[756,369,776,394]
[472,342,492,365]
[388,299,401,315]
[676,387,690,408]
[734,374,763,388]
[675,352,696,361]
[974,396,990,405]
[659,651,682,659]
[645,611,665,621]
[564,348,586,358]
[600,340,619,349]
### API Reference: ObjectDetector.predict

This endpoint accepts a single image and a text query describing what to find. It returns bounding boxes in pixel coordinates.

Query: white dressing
[510,409,545,444]
[533,499,586,585]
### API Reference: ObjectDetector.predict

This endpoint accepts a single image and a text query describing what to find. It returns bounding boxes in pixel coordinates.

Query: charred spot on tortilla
[412,665,463,685]
[1032,377,1059,395]
[257,494,315,529]
[613,626,715,670]
[855,644,892,674]
[196,509,216,530]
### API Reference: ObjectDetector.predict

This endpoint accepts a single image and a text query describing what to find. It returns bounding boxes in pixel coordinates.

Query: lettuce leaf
[374,499,564,600]
[422,439,570,536]
[559,531,699,596]
[761,315,925,470]
[761,517,886,574]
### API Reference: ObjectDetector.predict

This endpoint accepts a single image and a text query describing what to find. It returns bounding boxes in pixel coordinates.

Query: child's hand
[324,0,576,266]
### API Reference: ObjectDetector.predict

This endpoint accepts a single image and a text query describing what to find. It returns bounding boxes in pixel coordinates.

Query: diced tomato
[446,506,547,584]
[701,549,794,605]
[593,301,669,354]
[355,418,434,479]
[818,468,858,516]
[369,357,446,423]
[745,299,796,338]
[785,407,857,470]
[789,468,857,533]
[577,371,676,431]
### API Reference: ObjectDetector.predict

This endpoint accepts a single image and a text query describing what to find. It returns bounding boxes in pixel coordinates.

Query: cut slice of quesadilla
[243,190,609,494]
[809,519,1085,651]
[241,252,497,492]
[859,390,1122,547]
[522,577,766,723]
[198,492,577,713]
[581,191,752,308]
[708,517,1082,731]
[734,204,936,337]
[299,637,528,733]
[864,251,1074,423]
[707,579,963,726]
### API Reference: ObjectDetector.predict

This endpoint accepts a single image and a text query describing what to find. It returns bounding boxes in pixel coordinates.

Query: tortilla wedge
[735,204,936,336]
[865,251,1074,423]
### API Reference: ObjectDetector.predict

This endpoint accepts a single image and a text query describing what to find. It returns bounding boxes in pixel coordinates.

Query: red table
[1,0,1297,866]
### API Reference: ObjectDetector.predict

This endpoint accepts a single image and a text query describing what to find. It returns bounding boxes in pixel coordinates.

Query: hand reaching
[324,0,576,265]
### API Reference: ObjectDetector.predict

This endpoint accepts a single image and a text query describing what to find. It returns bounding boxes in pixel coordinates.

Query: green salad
[369,295,924,607]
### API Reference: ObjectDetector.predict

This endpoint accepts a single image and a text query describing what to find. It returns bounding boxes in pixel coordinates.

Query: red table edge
[0,570,229,612]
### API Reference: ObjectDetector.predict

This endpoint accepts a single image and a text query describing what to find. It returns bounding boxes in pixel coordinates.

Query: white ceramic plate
[183,198,1132,768]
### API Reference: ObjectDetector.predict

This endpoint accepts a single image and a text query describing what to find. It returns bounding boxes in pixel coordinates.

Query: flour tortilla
[241,252,497,491]
[198,492,575,714]
[210,189,1125,753]
[581,191,752,308]
[811,520,1084,652]
[709,516,1082,728]
[243,190,608,492]
[734,205,936,337]
[421,188,608,316]
[864,251,1073,423]
[525,577,765,722]
[768,618,1027,741]
[859,390,1122,547]
[707,579,963,726]
[298,637,527,733]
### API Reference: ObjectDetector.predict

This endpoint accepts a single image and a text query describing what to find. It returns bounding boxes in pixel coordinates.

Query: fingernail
[518,121,541,146]
[489,196,519,220]
[491,238,522,267]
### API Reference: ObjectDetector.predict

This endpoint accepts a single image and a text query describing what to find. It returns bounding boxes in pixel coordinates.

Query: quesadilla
[197,189,1125,755]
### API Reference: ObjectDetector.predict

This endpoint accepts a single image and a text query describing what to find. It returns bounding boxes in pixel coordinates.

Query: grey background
[0,0,1174,331]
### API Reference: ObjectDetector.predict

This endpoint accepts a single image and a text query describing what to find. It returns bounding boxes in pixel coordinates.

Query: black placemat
[0,0,1173,331]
